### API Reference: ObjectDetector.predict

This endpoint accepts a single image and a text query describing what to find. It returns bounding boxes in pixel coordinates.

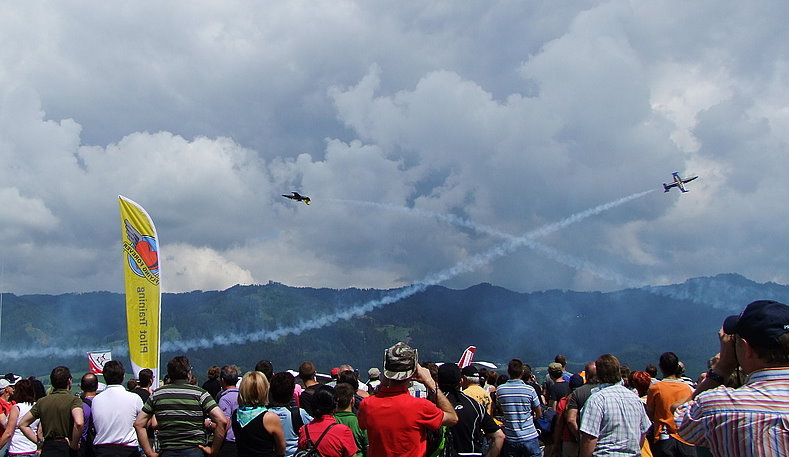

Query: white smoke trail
[2,343,131,361]
[160,189,654,352]
[6,190,653,360]
[330,198,643,287]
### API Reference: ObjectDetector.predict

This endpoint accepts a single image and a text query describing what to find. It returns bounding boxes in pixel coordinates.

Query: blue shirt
[269,405,313,456]
[496,379,541,442]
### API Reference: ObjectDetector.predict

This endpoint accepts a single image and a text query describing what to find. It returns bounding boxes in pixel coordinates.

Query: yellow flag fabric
[119,195,161,382]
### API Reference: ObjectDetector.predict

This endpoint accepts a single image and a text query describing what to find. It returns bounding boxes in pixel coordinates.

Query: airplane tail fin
[663,184,670,192]
[458,346,476,368]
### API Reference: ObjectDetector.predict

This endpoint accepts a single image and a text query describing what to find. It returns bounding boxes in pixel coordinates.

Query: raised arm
[414,365,458,427]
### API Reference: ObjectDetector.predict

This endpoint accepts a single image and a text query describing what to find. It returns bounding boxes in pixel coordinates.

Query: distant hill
[3,273,788,381]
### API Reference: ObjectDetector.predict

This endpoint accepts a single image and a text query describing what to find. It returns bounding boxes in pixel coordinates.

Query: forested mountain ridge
[3,273,788,380]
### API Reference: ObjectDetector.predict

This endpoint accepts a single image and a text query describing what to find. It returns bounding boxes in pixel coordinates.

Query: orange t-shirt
[646,379,693,443]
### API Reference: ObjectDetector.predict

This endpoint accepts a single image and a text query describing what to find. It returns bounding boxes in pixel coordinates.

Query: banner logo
[124,219,160,285]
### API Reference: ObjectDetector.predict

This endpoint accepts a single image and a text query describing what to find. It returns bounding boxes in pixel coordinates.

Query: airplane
[282,192,311,205]
[663,172,698,193]
[285,369,332,382]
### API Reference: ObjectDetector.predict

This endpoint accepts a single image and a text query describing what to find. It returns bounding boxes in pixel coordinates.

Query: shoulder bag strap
[310,422,338,448]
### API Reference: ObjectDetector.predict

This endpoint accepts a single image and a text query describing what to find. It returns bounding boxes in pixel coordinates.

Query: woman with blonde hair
[231,371,286,457]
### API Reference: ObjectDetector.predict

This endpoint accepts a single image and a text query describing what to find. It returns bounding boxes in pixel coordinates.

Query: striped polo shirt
[495,379,541,442]
[675,367,789,457]
[142,380,218,449]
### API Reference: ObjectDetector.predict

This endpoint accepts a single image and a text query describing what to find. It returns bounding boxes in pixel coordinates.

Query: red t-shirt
[358,384,443,457]
[298,415,358,457]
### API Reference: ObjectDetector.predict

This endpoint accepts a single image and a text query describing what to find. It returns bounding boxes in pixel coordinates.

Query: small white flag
[87,350,112,374]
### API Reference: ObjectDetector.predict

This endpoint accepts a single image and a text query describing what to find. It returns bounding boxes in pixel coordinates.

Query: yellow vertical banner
[119,195,161,382]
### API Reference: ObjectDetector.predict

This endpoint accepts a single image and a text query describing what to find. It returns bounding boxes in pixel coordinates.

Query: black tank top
[231,409,277,457]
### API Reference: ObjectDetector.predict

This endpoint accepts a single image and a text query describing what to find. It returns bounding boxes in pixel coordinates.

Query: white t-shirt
[10,402,38,455]
[91,385,144,446]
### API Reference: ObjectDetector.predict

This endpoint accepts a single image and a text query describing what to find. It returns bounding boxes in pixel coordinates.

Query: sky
[2,1,789,295]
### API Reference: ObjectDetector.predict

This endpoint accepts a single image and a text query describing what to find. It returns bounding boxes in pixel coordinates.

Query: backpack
[294,422,337,457]
[289,406,304,433]
[534,406,558,444]
[425,426,459,457]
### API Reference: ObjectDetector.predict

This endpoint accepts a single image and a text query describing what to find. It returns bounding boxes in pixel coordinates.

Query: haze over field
[2,2,789,295]
[5,275,786,378]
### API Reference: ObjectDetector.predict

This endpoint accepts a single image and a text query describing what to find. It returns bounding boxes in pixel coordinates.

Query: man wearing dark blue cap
[675,300,789,457]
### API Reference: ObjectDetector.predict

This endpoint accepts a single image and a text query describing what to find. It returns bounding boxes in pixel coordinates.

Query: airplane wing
[124,219,141,245]
[663,173,698,193]
[285,369,332,381]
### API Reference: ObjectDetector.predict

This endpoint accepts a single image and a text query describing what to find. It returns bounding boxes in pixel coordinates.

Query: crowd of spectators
[1,299,787,457]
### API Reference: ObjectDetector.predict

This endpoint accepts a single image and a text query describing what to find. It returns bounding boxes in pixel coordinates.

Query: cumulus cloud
[1,1,789,294]
[164,243,254,292]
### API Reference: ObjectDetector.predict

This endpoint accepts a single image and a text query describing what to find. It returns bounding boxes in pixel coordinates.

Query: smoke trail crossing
[330,198,643,287]
[334,198,754,307]
[5,189,653,360]
[160,189,654,352]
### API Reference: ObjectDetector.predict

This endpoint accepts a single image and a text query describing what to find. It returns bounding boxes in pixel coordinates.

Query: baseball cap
[461,365,479,379]
[0,373,21,389]
[723,300,789,349]
[383,342,418,381]
[548,362,564,377]
[330,367,339,377]
[368,367,380,378]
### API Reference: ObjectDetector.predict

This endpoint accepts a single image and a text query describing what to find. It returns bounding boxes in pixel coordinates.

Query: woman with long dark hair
[0,379,40,456]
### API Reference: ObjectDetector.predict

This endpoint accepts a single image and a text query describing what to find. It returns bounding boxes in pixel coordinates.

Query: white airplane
[663,172,698,193]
